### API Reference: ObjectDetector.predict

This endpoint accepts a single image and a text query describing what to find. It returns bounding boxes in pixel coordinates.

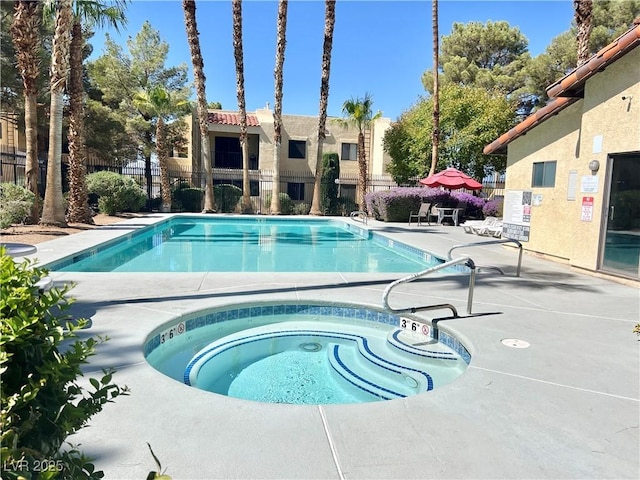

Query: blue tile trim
[46,216,458,273]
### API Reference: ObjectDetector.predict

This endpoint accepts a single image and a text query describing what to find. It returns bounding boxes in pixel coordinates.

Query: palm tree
[270,0,288,215]
[232,0,252,213]
[10,0,42,224]
[133,85,190,212]
[309,0,336,216]
[574,0,593,65]
[67,0,127,224]
[41,0,73,226]
[336,94,381,210]
[182,0,215,213]
[429,0,439,177]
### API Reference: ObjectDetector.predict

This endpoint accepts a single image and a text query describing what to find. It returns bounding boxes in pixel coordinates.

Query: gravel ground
[0,213,145,245]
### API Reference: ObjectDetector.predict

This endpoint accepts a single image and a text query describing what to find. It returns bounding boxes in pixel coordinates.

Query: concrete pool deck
[23,214,639,479]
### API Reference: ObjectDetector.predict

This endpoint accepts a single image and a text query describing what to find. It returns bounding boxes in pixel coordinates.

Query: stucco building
[484,20,640,283]
[182,106,394,211]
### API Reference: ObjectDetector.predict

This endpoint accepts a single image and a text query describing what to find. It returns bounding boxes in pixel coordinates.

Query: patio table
[436,207,461,226]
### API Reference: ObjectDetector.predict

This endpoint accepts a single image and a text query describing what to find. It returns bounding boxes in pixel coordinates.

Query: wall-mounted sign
[533,194,543,206]
[503,190,532,241]
[581,176,599,193]
[581,197,594,222]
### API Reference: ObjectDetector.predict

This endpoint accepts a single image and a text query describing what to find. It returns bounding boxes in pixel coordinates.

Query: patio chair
[408,203,432,226]
[462,216,497,234]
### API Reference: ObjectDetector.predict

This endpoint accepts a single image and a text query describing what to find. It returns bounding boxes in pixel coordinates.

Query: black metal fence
[1,146,504,213]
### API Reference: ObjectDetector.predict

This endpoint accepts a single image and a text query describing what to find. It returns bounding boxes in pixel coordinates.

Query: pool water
[145,304,470,405]
[228,349,357,404]
[50,217,436,273]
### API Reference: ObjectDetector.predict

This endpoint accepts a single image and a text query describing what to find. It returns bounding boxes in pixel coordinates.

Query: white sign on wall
[581,176,599,193]
[503,190,532,241]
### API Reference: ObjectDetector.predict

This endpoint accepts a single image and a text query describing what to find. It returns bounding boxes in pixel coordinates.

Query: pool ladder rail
[382,238,523,317]
[350,210,368,225]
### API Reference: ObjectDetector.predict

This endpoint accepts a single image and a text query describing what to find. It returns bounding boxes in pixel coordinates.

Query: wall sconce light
[588,160,600,174]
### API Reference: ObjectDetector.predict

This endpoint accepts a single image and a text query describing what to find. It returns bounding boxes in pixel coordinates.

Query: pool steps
[184,323,463,401]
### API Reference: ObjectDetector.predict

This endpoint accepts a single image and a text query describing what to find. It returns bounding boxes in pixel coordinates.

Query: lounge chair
[484,221,504,238]
[462,216,497,234]
[408,203,432,226]
[475,219,503,237]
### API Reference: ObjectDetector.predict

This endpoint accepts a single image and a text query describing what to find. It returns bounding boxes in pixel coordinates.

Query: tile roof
[207,111,260,127]
[484,19,640,155]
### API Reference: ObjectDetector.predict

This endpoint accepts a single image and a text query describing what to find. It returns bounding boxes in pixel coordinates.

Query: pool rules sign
[581,196,594,222]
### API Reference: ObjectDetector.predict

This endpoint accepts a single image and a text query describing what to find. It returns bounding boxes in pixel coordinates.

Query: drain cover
[299,342,322,352]
[501,338,530,348]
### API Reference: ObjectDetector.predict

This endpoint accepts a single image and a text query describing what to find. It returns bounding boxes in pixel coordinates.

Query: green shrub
[86,171,146,215]
[0,183,36,229]
[264,192,294,215]
[0,250,128,479]
[293,202,310,215]
[213,184,242,213]
[172,184,203,212]
[320,153,340,215]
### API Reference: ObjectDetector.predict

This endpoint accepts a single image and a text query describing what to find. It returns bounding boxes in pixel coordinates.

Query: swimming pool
[48,216,441,273]
[144,302,470,405]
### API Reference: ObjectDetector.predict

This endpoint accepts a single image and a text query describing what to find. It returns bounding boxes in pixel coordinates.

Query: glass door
[602,153,640,278]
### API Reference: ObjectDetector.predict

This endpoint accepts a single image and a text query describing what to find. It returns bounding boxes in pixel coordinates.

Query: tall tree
[67,0,127,224]
[421,20,531,114]
[232,0,252,213]
[10,0,42,224]
[524,0,639,108]
[309,0,336,216]
[133,85,189,212]
[430,0,439,177]
[384,84,517,183]
[574,0,594,65]
[183,0,214,213]
[335,94,381,210]
[270,0,288,215]
[41,0,73,226]
[88,22,190,204]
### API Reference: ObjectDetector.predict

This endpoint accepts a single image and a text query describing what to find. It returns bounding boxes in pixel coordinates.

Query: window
[287,182,305,201]
[532,161,556,187]
[288,140,306,159]
[214,137,242,169]
[341,143,357,161]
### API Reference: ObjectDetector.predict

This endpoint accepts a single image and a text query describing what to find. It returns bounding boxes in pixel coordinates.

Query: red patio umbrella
[419,167,482,190]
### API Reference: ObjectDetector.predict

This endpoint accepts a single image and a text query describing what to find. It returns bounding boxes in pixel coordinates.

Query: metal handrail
[382,256,477,316]
[447,238,523,277]
[350,210,368,225]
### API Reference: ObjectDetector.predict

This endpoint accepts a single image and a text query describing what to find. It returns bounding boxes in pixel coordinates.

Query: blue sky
[90,0,575,120]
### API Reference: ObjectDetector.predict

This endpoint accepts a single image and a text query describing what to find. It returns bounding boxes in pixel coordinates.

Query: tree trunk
[24,94,40,223]
[41,0,72,227]
[357,131,367,209]
[430,0,439,177]
[67,19,93,224]
[11,0,42,224]
[270,0,288,215]
[157,117,171,211]
[183,0,215,213]
[310,0,336,216]
[574,0,593,66]
[232,0,252,214]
